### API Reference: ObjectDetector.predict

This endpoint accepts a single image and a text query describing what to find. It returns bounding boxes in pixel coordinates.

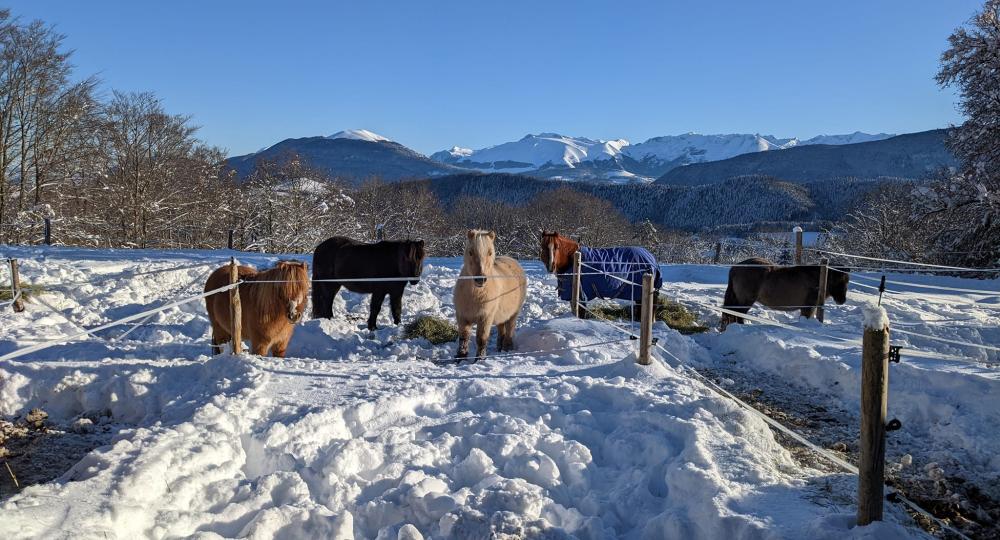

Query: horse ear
[417,239,425,248]
[487,231,496,240]
[467,230,476,240]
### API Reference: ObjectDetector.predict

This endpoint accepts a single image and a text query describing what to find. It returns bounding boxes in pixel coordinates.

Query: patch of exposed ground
[699,359,999,540]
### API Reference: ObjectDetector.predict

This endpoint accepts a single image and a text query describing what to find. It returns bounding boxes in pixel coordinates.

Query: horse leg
[475,315,494,359]
[210,320,230,355]
[251,338,269,357]
[721,281,751,330]
[311,281,330,319]
[801,287,819,319]
[577,300,591,319]
[367,292,387,331]
[272,339,288,358]
[390,289,403,325]
[456,320,473,358]
[499,316,516,352]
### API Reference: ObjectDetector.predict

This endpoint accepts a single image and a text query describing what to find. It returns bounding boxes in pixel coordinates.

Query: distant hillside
[226,136,461,183]
[656,129,956,186]
[414,173,891,231]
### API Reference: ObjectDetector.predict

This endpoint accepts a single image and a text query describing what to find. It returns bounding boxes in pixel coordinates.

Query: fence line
[0,281,242,364]
[112,265,218,343]
[892,327,1000,353]
[0,290,20,309]
[850,272,1000,296]
[812,248,1000,273]
[40,260,228,290]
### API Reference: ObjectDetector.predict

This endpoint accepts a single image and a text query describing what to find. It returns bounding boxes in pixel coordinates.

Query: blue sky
[6,0,981,156]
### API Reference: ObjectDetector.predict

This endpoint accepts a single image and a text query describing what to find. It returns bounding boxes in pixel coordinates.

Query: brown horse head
[827,267,850,304]
[465,229,496,287]
[257,260,310,322]
[398,239,426,285]
[540,231,579,274]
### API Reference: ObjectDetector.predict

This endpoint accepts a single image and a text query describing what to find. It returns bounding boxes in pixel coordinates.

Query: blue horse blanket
[557,246,662,302]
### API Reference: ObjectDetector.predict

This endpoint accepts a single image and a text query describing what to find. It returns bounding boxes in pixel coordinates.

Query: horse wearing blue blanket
[540,231,663,317]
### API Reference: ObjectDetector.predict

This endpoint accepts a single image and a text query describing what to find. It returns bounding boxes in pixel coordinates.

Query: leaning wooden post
[8,258,24,313]
[638,273,654,365]
[793,225,803,265]
[570,251,582,318]
[229,257,243,355]
[713,242,722,264]
[815,257,829,323]
[43,218,52,246]
[227,229,235,250]
[858,303,890,526]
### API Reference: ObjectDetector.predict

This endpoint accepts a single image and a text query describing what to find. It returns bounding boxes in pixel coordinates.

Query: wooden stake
[638,273,654,365]
[43,218,52,246]
[794,226,803,265]
[4,460,19,488]
[228,229,235,250]
[858,310,890,526]
[713,242,722,264]
[815,257,829,323]
[8,258,24,313]
[229,257,243,355]
[571,251,582,318]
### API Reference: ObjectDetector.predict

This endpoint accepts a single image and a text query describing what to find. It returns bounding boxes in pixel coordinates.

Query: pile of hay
[0,283,45,302]
[587,300,708,334]
[403,315,459,345]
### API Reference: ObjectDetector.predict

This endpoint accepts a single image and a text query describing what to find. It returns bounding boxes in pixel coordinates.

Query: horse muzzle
[287,300,303,323]
[473,277,486,287]
[409,279,420,286]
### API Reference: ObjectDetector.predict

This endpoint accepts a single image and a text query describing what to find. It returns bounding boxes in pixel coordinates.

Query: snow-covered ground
[1,245,997,539]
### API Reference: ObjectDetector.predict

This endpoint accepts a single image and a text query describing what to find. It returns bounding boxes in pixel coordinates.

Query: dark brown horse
[720,257,850,330]
[204,260,309,357]
[311,236,426,330]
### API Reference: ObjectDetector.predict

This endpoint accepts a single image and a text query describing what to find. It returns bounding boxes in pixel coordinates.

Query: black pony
[312,237,426,330]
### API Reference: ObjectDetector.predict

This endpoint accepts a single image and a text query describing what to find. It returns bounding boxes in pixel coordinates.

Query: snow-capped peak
[800,131,894,146]
[433,133,630,171]
[327,129,391,143]
[445,146,473,158]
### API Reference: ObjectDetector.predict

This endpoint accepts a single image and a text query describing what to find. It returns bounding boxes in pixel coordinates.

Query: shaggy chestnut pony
[204,260,309,357]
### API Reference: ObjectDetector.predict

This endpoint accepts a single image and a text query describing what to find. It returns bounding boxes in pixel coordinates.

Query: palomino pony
[720,257,850,330]
[204,260,309,357]
[311,236,426,331]
[453,230,527,360]
[540,231,662,316]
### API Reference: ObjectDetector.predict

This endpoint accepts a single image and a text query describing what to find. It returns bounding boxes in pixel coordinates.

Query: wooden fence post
[793,225,803,265]
[815,257,829,323]
[713,242,722,264]
[638,273,654,365]
[43,218,52,246]
[8,258,24,313]
[571,251,582,318]
[228,229,235,250]
[229,257,243,355]
[858,304,890,526]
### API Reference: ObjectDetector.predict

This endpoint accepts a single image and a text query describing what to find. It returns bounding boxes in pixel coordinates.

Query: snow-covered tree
[933,0,1000,266]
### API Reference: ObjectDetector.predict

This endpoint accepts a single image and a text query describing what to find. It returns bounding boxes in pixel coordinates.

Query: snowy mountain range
[227,128,916,185]
[431,131,894,182]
